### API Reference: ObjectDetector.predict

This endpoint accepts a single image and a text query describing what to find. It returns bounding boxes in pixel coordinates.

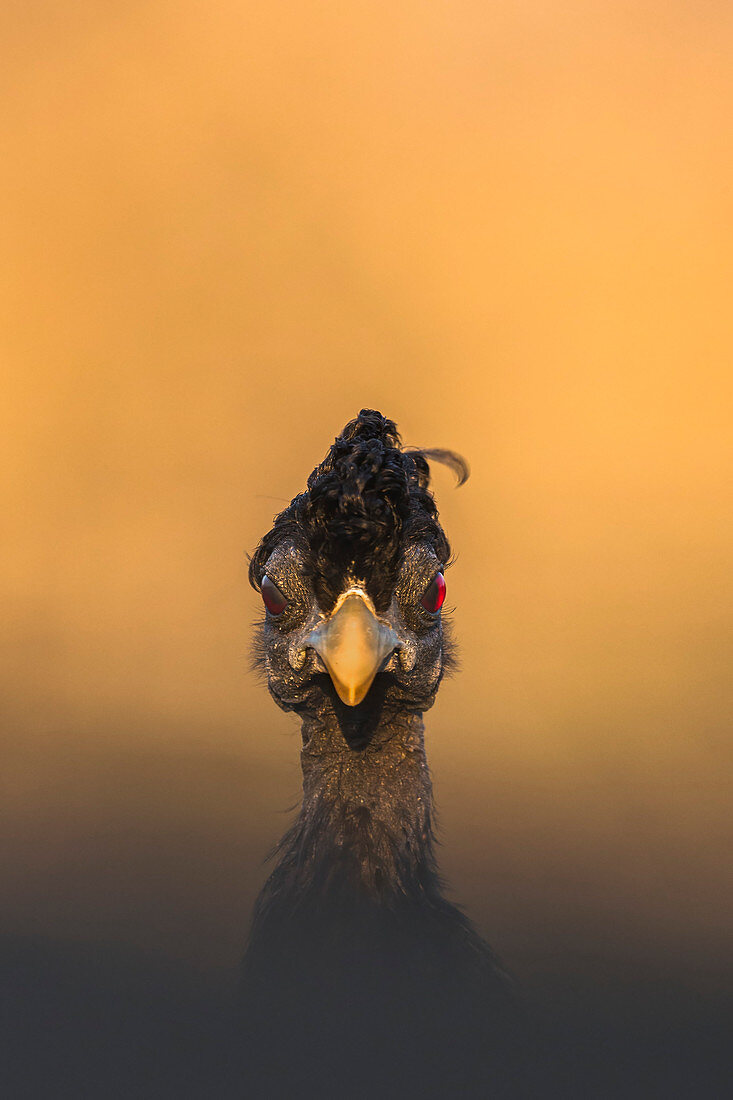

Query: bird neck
[264,710,440,908]
[305,708,434,884]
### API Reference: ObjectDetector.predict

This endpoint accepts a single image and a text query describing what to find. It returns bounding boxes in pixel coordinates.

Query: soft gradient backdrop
[2,0,731,1028]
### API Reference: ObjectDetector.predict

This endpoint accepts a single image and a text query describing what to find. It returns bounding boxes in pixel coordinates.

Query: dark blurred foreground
[2,934,731,1098]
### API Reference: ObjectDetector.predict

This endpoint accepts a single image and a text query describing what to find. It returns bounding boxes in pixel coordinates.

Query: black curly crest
[249,409,468,611]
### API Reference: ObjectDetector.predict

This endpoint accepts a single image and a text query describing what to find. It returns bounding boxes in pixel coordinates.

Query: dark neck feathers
[250,711,445,933]
[239,709,525,1099]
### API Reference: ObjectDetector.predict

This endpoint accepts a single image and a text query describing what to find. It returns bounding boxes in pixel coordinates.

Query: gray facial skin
[256,539,450,747]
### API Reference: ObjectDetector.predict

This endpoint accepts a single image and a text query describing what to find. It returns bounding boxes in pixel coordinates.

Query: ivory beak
[306,590,400,706]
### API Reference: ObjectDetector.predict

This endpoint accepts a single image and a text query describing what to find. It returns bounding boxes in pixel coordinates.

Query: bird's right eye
[261,575,288,616]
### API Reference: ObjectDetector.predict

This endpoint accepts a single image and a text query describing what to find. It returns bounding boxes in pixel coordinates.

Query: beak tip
[338,684,367,707]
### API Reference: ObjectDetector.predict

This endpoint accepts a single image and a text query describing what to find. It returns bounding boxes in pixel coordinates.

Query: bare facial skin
[256,539,449,746]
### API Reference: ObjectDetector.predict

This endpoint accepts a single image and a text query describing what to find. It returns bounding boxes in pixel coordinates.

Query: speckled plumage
[236,411,528,1099]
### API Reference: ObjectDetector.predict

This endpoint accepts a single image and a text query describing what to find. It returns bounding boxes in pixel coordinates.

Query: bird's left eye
[421,571,446,614]
[261,575,288,615]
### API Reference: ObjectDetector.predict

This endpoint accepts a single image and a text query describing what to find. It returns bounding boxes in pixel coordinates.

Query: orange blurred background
[1,0,731,1011]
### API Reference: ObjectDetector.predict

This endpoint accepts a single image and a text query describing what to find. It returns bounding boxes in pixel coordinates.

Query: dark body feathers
[237,411,530,1098]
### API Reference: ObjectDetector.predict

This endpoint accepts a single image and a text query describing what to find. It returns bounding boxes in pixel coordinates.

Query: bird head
[249,409,467,746]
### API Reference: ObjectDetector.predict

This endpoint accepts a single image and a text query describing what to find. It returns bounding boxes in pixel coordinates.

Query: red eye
[261,575,288,615]
[421,572,446,614]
